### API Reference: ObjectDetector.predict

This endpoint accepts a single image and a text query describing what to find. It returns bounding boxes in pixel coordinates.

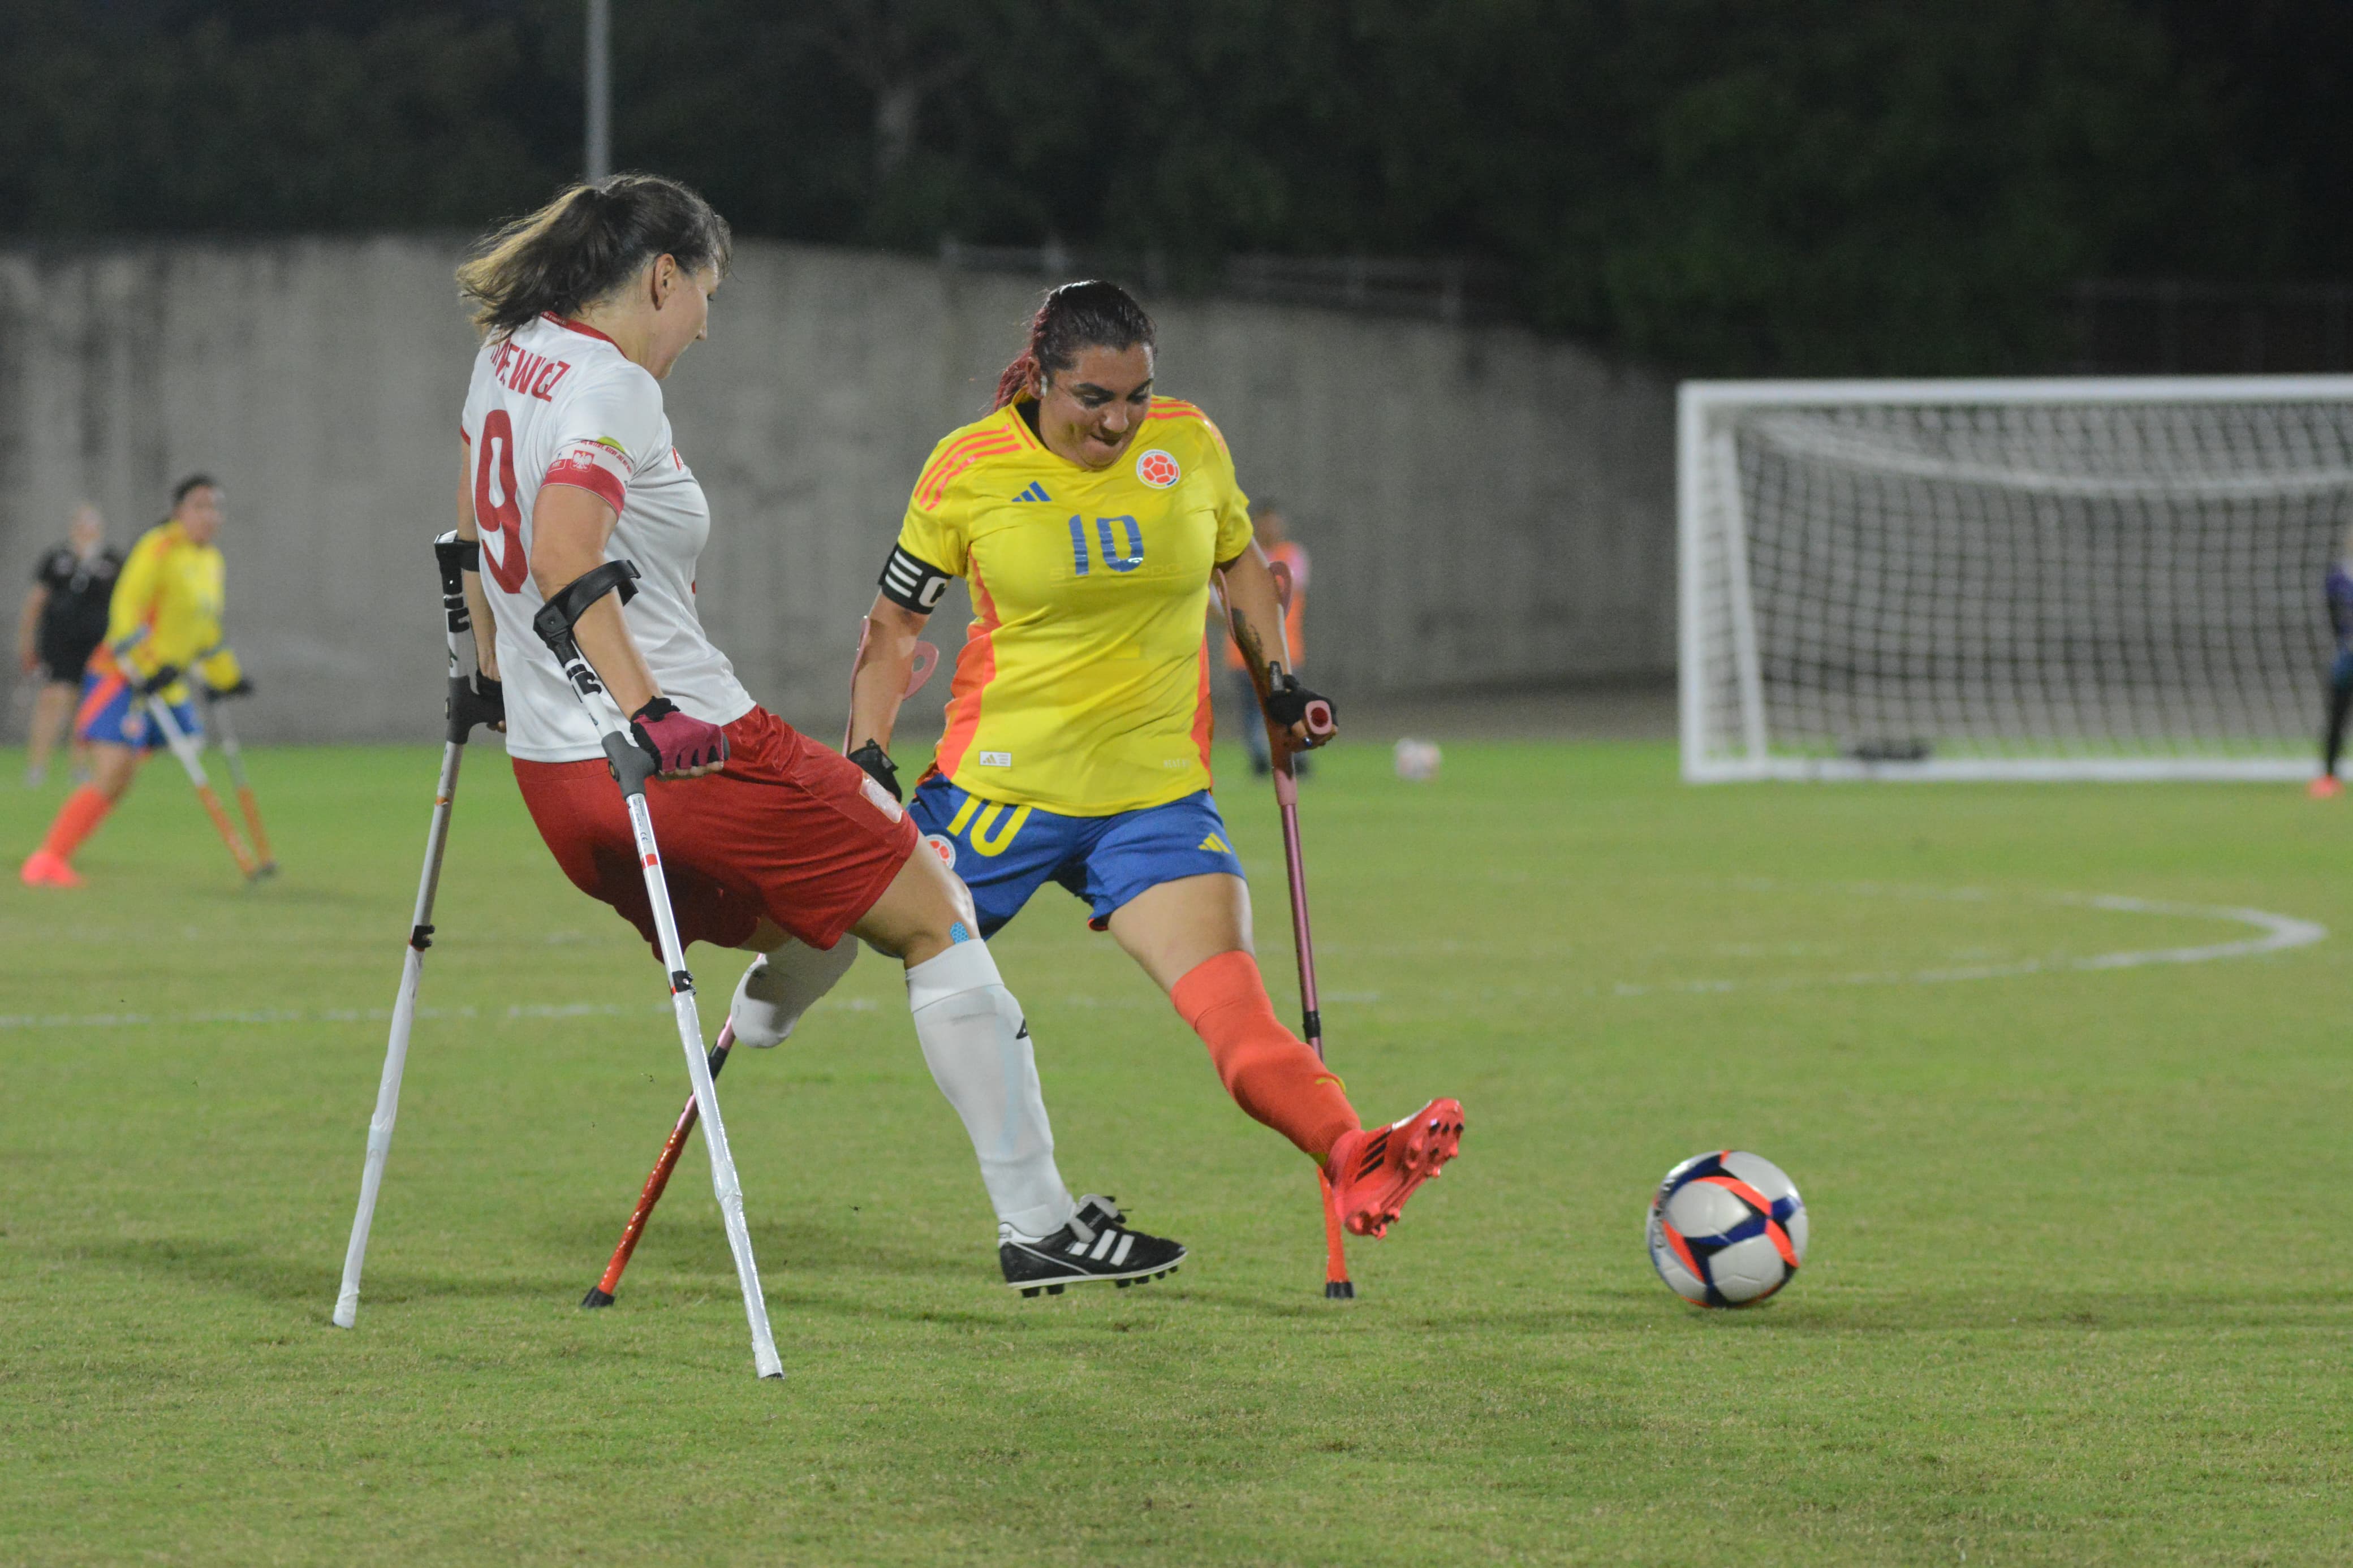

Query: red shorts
[512,706,917,955]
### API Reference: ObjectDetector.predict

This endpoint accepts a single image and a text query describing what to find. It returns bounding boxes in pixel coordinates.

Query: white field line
[0,995,884,1033]
[1611,891,2324,998]
[3,893,2318,1027]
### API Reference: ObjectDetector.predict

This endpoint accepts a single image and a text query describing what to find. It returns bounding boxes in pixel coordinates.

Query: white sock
[730,940,856,1048]
[905,939,1075,1239]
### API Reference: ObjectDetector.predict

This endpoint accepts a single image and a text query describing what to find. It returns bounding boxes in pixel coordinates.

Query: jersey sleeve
[1200,418,1255,564]
[543,364,666,515]
[878,433,975,612]
[105,532,165,673]
[33,547,68,589]
[196,644,244,691]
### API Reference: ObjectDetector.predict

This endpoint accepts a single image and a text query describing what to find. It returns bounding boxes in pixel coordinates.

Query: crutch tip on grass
[333,533,501,1334]
[580,1287,615,1310]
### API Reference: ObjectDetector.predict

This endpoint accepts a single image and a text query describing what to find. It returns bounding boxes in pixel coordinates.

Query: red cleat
[2310,776,2343,800]
[19,849,81,888]
[1325,1098,1465,1238]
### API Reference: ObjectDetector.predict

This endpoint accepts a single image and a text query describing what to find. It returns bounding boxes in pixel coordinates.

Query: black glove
[210,676,256,701]
[136,663,182,697]
[1264,672,1336,740]
[846,740,902,801]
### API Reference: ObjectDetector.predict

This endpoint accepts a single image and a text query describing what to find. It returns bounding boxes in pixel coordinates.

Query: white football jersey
[458,314,755,762]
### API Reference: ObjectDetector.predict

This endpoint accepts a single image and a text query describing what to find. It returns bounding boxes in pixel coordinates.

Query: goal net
[1680,377,2353,781]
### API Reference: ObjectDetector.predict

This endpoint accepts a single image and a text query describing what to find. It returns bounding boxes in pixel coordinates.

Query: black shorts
[36,631,101,685]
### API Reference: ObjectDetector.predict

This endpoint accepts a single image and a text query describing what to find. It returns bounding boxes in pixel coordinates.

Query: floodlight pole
[585,0,611,183]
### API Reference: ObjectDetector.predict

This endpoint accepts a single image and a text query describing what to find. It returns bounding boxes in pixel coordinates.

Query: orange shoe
[20,849,81,888]
[2311,776,2343,800]
[1325,1098,1464,1238]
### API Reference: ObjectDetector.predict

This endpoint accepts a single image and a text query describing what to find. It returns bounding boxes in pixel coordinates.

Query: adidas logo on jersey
[1013,482,1053,502]
[1198,832,1232,854]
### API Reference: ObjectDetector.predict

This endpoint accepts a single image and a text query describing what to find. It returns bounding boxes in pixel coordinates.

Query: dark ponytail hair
[456,174,732,339]
[992,280,1157,410]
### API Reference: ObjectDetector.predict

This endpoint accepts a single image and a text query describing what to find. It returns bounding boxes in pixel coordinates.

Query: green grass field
[3,738,2349,1565]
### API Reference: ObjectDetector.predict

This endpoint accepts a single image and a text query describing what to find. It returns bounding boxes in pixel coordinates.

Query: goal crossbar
[1680,375,2353,783]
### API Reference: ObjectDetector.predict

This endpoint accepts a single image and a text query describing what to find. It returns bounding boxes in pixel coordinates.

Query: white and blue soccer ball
[1645,1150,1808,1307]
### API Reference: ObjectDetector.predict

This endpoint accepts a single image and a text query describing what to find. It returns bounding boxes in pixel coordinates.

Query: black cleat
[1001,1195,1186,1296]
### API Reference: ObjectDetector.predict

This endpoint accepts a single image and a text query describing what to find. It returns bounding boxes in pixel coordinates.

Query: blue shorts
[908,776,1247,937]
[2329,564,2353,646]
[74,668,196,751]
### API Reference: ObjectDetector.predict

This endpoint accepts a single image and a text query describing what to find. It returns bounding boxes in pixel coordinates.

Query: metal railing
[940,240,1519,325]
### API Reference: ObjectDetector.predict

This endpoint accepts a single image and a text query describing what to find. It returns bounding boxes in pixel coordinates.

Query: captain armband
[542,438,632,513]
[877,544,955,613]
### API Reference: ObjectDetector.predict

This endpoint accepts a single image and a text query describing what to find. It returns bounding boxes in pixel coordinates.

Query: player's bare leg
[1112,872,1464,1237]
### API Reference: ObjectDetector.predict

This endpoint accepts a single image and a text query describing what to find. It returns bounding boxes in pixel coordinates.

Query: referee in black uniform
[15,504,122,787]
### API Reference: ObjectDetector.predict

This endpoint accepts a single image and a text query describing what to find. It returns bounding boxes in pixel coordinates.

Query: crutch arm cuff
[532,560,641,652]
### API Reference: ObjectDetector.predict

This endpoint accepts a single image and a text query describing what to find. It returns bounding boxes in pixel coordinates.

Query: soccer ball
[1393,737,1442,781]
[1645,1150,1808,1307]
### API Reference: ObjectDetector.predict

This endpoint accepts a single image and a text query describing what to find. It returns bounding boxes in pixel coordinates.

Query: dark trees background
[2,0,2346,374]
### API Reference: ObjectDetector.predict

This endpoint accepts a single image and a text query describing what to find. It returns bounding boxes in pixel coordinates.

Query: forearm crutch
[533,559,783,1380]
[199,685,277,876]
[586,627,941,1310]
[1222,560,1348,1297]
[333,533,504,1329]
[581,1020,738,1308]
[140,692,262,881]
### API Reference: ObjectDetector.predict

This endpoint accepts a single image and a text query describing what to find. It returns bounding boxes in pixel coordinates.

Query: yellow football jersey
[890,397,1254,815]
[98,521,241,701]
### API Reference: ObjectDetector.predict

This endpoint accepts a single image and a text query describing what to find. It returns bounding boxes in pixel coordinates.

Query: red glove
[629,697,728,776]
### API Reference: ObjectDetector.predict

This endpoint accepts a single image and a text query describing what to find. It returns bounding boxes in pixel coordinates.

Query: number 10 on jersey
[1069,515,1144,577]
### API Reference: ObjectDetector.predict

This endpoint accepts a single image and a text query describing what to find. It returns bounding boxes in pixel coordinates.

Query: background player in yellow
[845,281,1465,1245]
[21,474,249,888]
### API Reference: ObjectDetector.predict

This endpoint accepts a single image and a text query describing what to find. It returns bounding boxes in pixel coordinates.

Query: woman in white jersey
[450,176,1180,1295]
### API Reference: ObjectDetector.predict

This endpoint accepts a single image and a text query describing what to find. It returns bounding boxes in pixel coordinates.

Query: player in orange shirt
[845,282,1463,1242]
[1218,498,1308,777]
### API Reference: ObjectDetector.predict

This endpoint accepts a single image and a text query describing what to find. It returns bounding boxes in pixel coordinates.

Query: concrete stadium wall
[0,238,1674,743]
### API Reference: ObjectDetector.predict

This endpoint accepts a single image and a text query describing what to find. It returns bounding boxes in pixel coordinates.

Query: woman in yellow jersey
[847,282,1464,1241]
[21,475,248,888]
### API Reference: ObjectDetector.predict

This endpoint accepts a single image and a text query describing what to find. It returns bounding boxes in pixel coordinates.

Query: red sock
[1170,949,1359,1162]
[41,786,114,863]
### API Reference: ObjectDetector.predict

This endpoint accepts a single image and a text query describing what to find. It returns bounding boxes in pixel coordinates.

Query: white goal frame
[1679,375,2353,783]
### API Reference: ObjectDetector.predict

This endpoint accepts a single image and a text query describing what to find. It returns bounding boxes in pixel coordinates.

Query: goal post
[1679,376,2353,782]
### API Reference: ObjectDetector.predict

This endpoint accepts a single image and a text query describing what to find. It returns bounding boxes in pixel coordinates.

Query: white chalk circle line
[1610,887,2325,999]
